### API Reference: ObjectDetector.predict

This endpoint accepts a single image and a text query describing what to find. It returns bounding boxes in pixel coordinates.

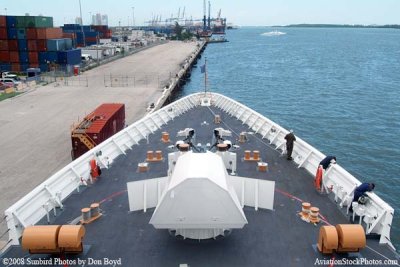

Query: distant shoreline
[276,24,400,29]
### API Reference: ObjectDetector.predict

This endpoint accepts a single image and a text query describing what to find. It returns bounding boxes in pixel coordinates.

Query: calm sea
[176,27,400,249]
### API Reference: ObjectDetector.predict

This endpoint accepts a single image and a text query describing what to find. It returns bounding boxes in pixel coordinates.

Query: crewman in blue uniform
[284,130,296,160]
[350,182,375,211]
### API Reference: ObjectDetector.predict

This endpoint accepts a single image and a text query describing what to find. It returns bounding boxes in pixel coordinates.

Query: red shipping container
[27,40,37,51]
[10,51,19,63]
[0,27,7,39]
[29,63,39,68]
[11,64,21,72]
[0,16,6,27]
[28,52,39,63]
[36,28,63,39]
[26,28,37,39]
[0,51,9,62]
[71,104,125,159]
[0,40,8,50]
[8,40,19,51]
[37,39,47,51]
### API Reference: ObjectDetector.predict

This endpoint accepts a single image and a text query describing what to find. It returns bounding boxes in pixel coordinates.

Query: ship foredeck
[2,104,399,266]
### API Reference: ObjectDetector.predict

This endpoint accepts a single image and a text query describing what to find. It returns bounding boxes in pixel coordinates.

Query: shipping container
[71,104,125,159]
[0,40,8,50]
[37,39,47,51]
[29,63,39,68]
[0,63,11,71]
[32,16,53,28]
[26,28,36,39]
[36,27,63,39]
[57,49,81,65]
[21,64,29,71]
[64,38,73,50]
[28,51,39,63]
[19,51,29,63]
[18,39,28,51]
[0,27,7,39]
[84,31,98,38]
[62,32,76,39]
[6,16,17,28]
[17,28,26,39]
[27,40,37,51]
[16,16,53,28]
[16,16,26,28]
[39,63,48,72]
[39,51,58,63]
[62,24,81,31]
[11,63,21,72]
[0,16,6,27]
[47,38,65,51]
[9,51,19,63]
[0,51,10,62]
[7,28,17,39]
[8,40,18,51]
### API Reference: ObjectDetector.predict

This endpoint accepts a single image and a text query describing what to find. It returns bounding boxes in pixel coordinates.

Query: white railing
[211,92,395,248]
[3,92,395,251]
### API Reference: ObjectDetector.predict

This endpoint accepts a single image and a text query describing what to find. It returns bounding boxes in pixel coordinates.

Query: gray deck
[1,106,399,267]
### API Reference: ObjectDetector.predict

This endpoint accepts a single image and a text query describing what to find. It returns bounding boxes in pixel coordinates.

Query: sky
[1,0,399,27]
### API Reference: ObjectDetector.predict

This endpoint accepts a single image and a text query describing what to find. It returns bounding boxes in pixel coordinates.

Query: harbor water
[176,27,400,249]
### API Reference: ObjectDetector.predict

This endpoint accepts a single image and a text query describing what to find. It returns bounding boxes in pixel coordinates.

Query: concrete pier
[0,41,204,231]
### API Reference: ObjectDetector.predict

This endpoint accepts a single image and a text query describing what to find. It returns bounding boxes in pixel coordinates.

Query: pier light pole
[78,0,86,47]
[132,7,135,28]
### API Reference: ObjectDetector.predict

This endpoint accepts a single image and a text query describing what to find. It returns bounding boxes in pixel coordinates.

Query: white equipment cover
[149,152,248,229]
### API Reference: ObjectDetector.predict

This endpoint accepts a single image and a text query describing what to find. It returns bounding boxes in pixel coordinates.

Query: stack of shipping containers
[62,24,112,47]
[0,15,81,73]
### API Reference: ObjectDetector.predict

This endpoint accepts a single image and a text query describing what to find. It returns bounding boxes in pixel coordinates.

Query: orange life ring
[314,165,323,191]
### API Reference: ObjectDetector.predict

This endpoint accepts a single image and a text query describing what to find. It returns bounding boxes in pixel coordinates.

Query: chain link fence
[104,73,171,89]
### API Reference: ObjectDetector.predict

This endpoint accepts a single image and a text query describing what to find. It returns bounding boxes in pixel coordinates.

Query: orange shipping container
[36,28,63,39]
[10,51,20,63]
[62,32,76,39]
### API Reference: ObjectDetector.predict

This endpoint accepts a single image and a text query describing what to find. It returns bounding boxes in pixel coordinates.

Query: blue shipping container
[39,64,48,72]
[7,28,17,39]
[19,52,29,63]
[58,49,81,65]
[84,31,97,38]
[6,16,17,28]
[0,63,12,71]
[17,28,26,39]
[18,40,28,51]
[20,64,29,72]
[39,51,58,64]
[82,25,92,32]
[47,39,66,51]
